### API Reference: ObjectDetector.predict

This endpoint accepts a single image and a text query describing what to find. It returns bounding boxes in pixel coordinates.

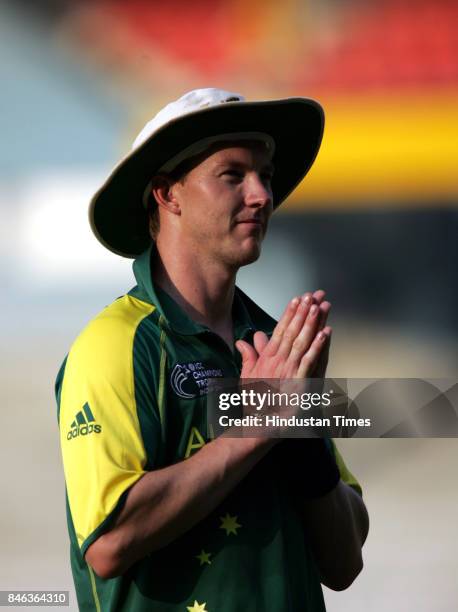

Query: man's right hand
[235,294,332,379]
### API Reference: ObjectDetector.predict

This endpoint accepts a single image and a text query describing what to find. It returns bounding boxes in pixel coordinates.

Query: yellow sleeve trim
[59,295,156,548]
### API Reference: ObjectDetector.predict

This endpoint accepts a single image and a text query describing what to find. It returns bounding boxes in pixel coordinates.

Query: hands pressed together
[235,290,332,380]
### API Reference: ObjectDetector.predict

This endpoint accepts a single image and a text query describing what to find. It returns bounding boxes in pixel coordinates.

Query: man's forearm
[302,480,369,591]
[85,436,276,578]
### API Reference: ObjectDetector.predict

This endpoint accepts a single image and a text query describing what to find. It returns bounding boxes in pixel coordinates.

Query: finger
[235,340,259,376]
[267,296,301,354]
[253,331,269,354]
[312,327,332,378]
[296,327,329,378]
[317,301,331,331]
[287,302,321,365]
[276,295,313,359]
[300,291,313,304]
[312,289,326,305]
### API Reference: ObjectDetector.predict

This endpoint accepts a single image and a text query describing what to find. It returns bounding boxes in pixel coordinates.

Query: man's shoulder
[66,293,161,367]
[236,287,278,335]
[55,293,163,424]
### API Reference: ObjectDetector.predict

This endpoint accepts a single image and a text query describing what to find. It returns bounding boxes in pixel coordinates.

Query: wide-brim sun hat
[89,88,325,258]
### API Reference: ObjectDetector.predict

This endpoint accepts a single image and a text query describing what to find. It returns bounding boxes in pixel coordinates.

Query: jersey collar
[132,244,256,340]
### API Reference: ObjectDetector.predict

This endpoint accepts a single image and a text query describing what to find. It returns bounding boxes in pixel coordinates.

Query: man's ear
[150,175,181,215]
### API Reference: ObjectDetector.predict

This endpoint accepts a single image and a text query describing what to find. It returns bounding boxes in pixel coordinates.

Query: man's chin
[216,236,263,268]
[233,244,262,267]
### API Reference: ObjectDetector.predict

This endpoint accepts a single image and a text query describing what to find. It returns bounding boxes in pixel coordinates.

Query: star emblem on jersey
[187,601,207,612]
[219,513,241,536]
[196,550,212,566]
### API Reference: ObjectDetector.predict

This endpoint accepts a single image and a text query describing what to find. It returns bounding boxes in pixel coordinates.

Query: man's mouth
[236,218,263,226]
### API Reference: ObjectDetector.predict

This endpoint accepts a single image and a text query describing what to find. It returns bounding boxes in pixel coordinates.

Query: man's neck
[153,236,237,344]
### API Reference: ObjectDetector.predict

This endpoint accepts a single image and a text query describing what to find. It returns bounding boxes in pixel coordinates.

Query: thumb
[235,340,258,375]
[253,331,269,354]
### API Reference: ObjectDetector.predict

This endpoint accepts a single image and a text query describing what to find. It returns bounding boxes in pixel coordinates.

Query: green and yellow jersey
[56,244,362,612]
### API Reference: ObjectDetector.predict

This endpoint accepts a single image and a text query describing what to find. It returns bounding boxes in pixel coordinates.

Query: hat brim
[89,97,324,258]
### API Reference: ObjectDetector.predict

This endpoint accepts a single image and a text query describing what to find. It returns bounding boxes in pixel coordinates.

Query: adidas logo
[67,402,102,440]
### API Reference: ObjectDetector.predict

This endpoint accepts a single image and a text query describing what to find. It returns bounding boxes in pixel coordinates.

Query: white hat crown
[132,88,245,150]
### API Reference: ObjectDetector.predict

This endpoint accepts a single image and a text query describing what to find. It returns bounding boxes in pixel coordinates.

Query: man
[56,88,368,611]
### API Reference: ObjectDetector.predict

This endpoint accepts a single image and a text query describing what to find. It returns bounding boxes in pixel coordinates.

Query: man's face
[170,141,274,269]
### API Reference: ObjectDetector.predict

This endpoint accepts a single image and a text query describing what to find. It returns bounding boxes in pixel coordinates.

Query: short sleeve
[56,295,162,556]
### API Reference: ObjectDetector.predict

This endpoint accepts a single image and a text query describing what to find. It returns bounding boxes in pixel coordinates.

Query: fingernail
[302,295,312,304]
[318,331,326,341]
[291,297,299,307]
[310,305,318,316]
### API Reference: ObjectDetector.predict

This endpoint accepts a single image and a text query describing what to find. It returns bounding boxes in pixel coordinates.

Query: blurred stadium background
[1,0,457,609]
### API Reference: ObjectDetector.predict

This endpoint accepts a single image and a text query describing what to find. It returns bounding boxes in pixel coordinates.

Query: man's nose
[244,174,273,209]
